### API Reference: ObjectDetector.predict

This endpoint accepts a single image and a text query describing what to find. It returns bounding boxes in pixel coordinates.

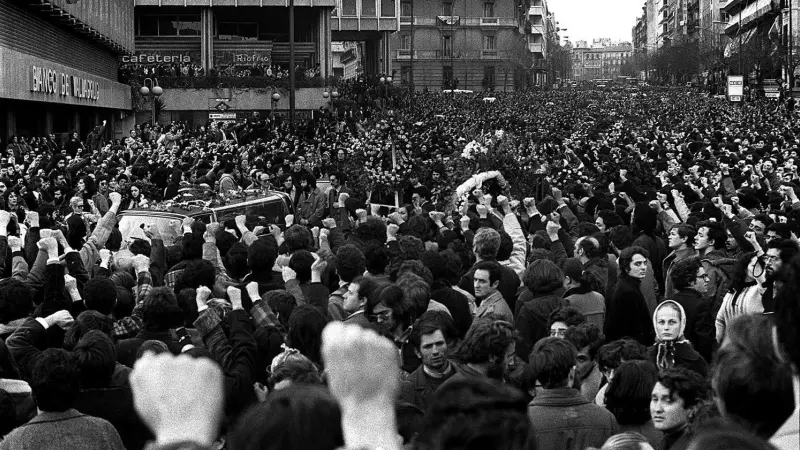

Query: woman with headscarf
[648,300,708,377]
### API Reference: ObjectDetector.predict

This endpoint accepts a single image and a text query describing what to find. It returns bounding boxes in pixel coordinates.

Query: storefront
[0,0,133,143]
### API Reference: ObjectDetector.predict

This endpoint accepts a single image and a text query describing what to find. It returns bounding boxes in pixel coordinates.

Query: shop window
[137,15,200,36]
[218,22,258,40]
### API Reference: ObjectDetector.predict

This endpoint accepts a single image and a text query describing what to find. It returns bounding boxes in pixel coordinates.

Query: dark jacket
[515,291,567,362]
[398,363,455,413]
[115,329,183,368]
[73,385,152,450]
[527,388,619,450]
[605,274,656,346]
[667,290,714,362]
[633,233,667,294]
[647,341,709,377]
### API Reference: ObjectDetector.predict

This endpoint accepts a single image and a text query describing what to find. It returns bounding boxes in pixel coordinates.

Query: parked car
[117,188,293,246]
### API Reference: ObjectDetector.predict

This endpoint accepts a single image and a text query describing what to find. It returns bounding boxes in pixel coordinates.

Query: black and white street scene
[0,0,799,449]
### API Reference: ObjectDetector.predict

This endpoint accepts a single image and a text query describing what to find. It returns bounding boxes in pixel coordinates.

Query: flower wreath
[449,170,508,212]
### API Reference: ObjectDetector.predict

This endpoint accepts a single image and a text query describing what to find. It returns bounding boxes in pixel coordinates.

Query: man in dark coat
[605,247,656,346]
[667,257,714,362]
[398,312,456,413]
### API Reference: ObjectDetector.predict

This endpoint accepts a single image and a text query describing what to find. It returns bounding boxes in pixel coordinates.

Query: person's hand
[227,286,243,311]
[64,274,78,293]
[322,218,337,229]
[99,249,112,264]
[181,217,195,232]
[711,196,724,209]
[38,237,58,257]
[285,214,294,228]
[730,196,740,207]
[109,192,122,207]
[744,230,759,246]
[7,236,22,252]
[132,254,151,273]
[282,266,297,282]
[721,203,734,218]
[472,188,484,200]
[460,216,471,232]
[656,192,668,204]
[387,223,399,240]
[130,353,224,448]
[370,204,381,216]
[0,211,10,229]
[481,194,493,208]
[619,169,628,182]
[476,204,488,219]
[311,226,320,240]
[311,257,327,282]
[551,187,565,204]
[44,310,74,329]
[195,286,212,311]
[50,229,69,250]
[428,211,445,224]
[234,215,248,231]
[649,200,663,212]
[143,224,162,240]
[546,220,561,240]
[338,192,349,207]
[523,197,537,211]
[245,282,261,303]
[619,191,632,203]
[356,209,368,222]
[25,211,39,228]
[387,212,405,225]
[670,189,683,200]
[319,228,330,241]
[322,321,399,418]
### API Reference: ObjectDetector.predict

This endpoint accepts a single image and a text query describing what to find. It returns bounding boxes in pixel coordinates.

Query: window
[443,65,453,81]
[381,0,395,17]
[442,1,453,16]
[483,66,495,84]
[442,35,452,57]
[483,2,494,17]
[137,15,201,36]
[361,0,376,17]
[401,0,412,16]
[401,65,411,84]
[483,35,496,50]
[342,0,357,16]
[218,22,258,40]
[400,34,411,49]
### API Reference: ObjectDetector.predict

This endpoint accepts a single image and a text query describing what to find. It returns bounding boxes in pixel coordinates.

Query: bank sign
[727,75,744,102]
[30,65,100,101]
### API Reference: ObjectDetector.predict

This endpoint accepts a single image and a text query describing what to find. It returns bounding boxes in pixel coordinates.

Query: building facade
[572,42,633,81]
[0,0,133,141]
[390,0,532,91]
[529,0,556,86]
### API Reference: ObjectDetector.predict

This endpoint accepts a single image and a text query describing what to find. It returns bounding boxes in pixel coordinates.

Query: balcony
[530,43,544,54]
[398,16,437,27]
[529,5,543,16]
[394,49,512,60]
[480,17,499,26]
[481,49,499,58]
[531,24,544,35]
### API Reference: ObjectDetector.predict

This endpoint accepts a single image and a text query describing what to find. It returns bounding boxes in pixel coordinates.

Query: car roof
[118,189,291,218]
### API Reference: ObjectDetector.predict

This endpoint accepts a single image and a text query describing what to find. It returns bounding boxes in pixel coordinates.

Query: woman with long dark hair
[714,251,766,343]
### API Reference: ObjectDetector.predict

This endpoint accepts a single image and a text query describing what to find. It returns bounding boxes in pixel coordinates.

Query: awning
[724,27,756,58]
[725,0,775,34]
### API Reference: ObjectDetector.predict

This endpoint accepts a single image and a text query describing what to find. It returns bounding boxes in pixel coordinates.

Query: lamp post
[138,78,163,126]
[271,92,281,127]
[379,75,392,107]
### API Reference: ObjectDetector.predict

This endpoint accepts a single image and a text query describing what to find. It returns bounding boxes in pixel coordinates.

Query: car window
[118,215,184,246]
[215,199,286,226]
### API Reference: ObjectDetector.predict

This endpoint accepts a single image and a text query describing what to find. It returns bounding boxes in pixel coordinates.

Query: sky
[547,0,645,45]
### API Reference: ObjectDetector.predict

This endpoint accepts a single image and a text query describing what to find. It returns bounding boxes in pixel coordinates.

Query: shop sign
[120,53,193,64]
[209,113,237,120]
[727,75,744,102]
[30,65,100,101]
[215,50,271,66]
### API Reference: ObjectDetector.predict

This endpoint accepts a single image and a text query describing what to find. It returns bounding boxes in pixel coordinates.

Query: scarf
[653,300,689,370]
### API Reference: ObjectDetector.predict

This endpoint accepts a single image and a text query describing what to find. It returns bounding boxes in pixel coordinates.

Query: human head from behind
[605,360,658,427]
[473,227,501,262]
[563,323,605,383]
[229,384,343,450]
[574,236,602,263]
[522,258,565,295]
[711,314,795,439]
[287,305,328,368]
[548,306,586,338]
[415,378,535,450]
[601,432,656,450]
[29,348,80,412]
[334,244,365,284]
[472,260,502,301]
[670,256,707,296]
[650,367,708,432]
[73,330,117,389]
[268,348,323,392]
[597,339,648,384]
[0,278,32,325]
[453,318,515,380]
[142,287,183,332]
[528,337,578,390]
[409,311,457,374]
[83,276,118,316]
[618,246,649,279]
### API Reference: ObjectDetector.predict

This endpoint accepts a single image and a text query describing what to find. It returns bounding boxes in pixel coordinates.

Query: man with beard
[297,174,326,227]
[441,318,516,386]
[527,337,618,449]
[399,312,457,412]
[762,238,799,313]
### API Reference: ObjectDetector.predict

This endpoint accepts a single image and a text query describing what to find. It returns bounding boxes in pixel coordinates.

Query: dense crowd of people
[0,85,798,450]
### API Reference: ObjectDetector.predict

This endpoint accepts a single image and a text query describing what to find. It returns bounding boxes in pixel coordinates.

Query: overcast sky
[548,0,645,45]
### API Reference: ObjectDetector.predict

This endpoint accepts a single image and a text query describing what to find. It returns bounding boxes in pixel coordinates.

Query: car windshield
[118,215,185,246]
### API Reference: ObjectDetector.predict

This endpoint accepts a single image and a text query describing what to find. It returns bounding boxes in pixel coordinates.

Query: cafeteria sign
[727,75,744,102]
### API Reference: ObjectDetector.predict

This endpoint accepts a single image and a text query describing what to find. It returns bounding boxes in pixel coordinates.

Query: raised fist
[109,192,122,206]
[322,218,337,229]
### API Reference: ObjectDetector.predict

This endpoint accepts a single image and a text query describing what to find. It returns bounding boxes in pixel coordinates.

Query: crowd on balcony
[119,62,322,85]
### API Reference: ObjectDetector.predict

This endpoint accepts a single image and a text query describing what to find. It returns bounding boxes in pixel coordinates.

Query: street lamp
[139,78,163,126]
[271,92,281,127]
[379,76,393,107]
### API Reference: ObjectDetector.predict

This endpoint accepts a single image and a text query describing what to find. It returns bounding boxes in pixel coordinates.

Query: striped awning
[725,0,775,34]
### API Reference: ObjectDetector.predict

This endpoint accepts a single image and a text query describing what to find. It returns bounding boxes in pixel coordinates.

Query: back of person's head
[175,259,216,292]
[128,238,152,258]
[770,254,800,370]
[439,249,465,286]
[354,216,387,243]
[176,288,199,328]
[287,305,328,367]
[671,256,703,291]
[73,330,117,389]
[0,278,32,323]
[453,318,515,366]
[63,310,113,351]
[269,352,323,390]
[396,273,432,314]
[29,348,79,412]
[83,276,118,315]
[264,290,297,330]
[712,341,795,438]
[142,286,182,331]
[605,360,659,426]
[248,235,279,270]
[523,259,564,294]
[608,225,634,252]
[564,323,605,360]
[396,260,434,286]
[597,339,648,375]
[529,337,577,389]
[229,384,344,450]
[656,367,707,410]
[181,232,204,260]
[548,306,587,330]
[473,228,501,260]
[225,242,250,279]
[135,340,170,362]
[363,242,389,275]
[284,225,311,252]
[496,230,514,262]
[288,250,315,283]
[601,432,655,450]
[576,236,603,259]
[686,422,776,450]
[416,378,535,450]
[335,244,366,283]
[112,249,134,274]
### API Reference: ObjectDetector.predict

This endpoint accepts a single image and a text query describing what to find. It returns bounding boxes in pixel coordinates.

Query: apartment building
[572,42,633,81]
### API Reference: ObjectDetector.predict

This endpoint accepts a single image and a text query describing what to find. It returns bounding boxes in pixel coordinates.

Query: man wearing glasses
[667,256,714,361]
[761,239,800,314]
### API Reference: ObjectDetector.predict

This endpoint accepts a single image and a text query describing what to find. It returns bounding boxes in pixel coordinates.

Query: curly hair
[522,259,564,294]
[671,256,703,291]
[607,225,634,254]
[596,338,648,374]
[547,306,586,329]
[174,259,216,292]
[284,224,312,252]
[288,250,315,283]
[453,318,516,365]
[656,367,708,410]
[334,244,366,283]
[439,249,465,286]
[354,216,387,243]
[473,228,501,261]
[142,287,182,332]
[396,273,431,314]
